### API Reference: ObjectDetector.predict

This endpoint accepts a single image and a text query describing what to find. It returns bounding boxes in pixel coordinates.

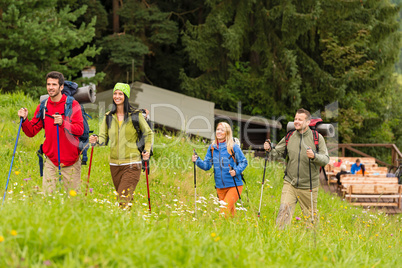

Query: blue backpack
[36,81,92,176]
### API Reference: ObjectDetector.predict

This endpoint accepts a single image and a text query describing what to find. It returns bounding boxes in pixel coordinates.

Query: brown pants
[43,157,81,194]
[110,164,142,205]
[216,186,243,217]
[276,180,318,228]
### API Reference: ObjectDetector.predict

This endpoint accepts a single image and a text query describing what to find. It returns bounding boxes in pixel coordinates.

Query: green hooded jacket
[98,111,154,165]
[270,128,329,189]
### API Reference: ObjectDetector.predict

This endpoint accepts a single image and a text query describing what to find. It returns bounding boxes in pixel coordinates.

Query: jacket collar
[48,94,66,105]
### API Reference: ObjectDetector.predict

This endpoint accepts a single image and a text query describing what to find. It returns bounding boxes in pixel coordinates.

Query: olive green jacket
[98,111,154,165]
[270,128,329,189]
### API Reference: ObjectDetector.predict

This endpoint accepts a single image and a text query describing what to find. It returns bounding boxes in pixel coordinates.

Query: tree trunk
[113,0,120,33]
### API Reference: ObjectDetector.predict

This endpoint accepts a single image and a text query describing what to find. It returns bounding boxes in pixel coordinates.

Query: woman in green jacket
[89,83,153,207]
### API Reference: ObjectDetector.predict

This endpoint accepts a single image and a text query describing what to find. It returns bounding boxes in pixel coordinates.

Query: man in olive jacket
[264,108,329,228]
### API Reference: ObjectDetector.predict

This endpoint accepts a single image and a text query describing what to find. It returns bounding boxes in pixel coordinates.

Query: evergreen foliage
[0,0,103,98]
[181,0,402,147]
[97,0,179,89]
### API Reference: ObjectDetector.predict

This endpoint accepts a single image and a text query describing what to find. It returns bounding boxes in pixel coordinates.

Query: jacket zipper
[116,115,119,163]
[218,148,225,187]
[297,133,302,187]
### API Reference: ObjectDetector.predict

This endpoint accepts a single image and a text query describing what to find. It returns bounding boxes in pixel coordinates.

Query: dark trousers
[110,163,142,205]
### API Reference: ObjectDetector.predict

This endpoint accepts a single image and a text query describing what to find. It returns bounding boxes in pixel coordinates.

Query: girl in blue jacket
[192,122,248,216]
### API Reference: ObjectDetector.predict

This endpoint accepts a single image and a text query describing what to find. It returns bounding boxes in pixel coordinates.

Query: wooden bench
[339,176,398,195]
[345,184,402,208]
[341,176,398,185]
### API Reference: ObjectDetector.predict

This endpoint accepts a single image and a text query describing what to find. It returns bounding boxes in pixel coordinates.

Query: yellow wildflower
[211,233,216,238]
[69,190,77,197]
[0,236,4,242]
[10,230,17,236]
[15,171,20,175]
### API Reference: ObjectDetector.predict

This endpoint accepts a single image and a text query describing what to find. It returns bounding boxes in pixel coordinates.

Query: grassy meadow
[0,92,401,267]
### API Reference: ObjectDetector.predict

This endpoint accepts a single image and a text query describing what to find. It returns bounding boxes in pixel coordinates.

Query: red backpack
[284,118,323,159]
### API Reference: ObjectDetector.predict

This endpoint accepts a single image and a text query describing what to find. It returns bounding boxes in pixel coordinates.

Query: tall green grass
[0,92,401,267]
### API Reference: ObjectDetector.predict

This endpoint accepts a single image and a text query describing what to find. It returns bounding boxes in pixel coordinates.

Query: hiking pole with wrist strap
[55,112,62,190]
[144,150,151,213]
[85,142,95,196]
[193,149,198,217]
[229,164,245,216]
[309,150,317,248]
[2,117,23,206]
[258,148,269,218]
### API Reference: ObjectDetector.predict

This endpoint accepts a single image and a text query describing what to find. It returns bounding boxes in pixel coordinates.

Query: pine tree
[97,0,178,89]
[182,0,401,144]
[0,0,102,97]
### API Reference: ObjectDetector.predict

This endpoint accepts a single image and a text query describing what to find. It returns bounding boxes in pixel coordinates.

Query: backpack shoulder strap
[131,110,141,135]
[285,130,295,147]
[210,146,214,159]
[284,130,295,160]
[230,148,237,163]
[36,98,49,120]
[64,95,74,117]
[312,130,319,152]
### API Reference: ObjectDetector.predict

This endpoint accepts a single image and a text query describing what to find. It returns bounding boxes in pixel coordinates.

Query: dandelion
[10,230,17,236]
[15,171,20,175]
[211,233,216,238]
[69,190,77,197]
[0,236,4,242]
[214,236,220,242]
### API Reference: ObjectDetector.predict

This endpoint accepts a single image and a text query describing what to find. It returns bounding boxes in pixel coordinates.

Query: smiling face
[46,78,63,99]
[113,90,125,106]
[294,112,310,132]
[216,124,227,142]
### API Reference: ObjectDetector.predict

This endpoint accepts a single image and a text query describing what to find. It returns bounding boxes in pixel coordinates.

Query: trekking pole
[229,164,245,216]
[85,143,95,196]
[309,153,317,248]
[193,149,197,217]
[309,158,314,223]
[55,113,62,190]
[144,150,151,213]
[2,117,23,206]
[258,149,269,218]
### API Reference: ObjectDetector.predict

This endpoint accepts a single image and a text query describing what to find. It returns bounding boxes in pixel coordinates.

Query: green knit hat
[113,82,131,98]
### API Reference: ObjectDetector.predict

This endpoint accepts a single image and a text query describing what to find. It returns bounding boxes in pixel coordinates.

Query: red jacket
[22,94,84,167]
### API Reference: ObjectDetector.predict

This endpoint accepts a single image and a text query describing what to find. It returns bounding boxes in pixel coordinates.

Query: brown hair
[45,71,64,86]
[296,108,311,120]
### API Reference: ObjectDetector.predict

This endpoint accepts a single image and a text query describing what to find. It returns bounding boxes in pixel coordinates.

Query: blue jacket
[196,142,248,189]
[351,163,365,175]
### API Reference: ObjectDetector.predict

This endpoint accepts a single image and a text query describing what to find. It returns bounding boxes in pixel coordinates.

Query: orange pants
[216,186,243,217]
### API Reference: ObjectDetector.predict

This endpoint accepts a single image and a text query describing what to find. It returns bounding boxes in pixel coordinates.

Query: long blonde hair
[213,122,234,155]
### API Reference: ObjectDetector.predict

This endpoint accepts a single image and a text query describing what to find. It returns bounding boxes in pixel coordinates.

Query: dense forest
[1,0,402,152]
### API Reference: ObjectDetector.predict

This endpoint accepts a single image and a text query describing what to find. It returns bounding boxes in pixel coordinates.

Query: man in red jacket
[18,71,84,193]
